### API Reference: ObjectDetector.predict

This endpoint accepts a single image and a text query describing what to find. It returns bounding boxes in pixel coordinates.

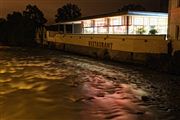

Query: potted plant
[136,27,146,35]
[149,28,158,35]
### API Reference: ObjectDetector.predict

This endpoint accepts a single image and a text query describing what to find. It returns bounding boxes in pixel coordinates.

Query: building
[49,11,168,35]
[168,0,180,53]
[36,2,179,73]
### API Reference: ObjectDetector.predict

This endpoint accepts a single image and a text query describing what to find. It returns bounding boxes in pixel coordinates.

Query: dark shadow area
[0,4,47,46]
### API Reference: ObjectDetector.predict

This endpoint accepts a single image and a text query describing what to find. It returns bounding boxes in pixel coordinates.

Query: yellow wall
[173,41,180,52]
[46,31,167,54]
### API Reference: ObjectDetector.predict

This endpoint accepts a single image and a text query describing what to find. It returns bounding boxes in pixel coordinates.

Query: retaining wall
[42,31,172,72]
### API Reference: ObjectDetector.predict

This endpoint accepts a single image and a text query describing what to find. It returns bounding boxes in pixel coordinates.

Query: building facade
[168,0,180,52]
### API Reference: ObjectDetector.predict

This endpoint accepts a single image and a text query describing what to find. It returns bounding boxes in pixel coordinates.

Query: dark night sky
[0,0,168,23]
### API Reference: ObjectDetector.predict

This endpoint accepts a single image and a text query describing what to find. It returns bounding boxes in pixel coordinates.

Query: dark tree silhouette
[0,4,47,46]
[7,12,23,24]
[0,18,7,44]
[23,4,47,28]
[55,3,81,22]
[118,4,146,12]
[6,12,28,45]
[22,4,47,45]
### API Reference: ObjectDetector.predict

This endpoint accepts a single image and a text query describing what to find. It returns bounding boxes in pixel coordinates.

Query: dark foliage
[0,18,7,44]
[23,4,47,27]
[118,4,146,12]
[55,3,81,23]
[0,4,47,46]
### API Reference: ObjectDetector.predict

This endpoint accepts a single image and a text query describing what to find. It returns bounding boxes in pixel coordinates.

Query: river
[0,46,180,120]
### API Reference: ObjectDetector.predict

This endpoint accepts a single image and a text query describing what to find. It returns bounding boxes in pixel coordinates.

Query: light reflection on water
[0,47,179,120]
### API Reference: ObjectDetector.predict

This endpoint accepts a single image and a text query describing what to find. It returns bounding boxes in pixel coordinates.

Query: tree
[7,12,23,23]
[6,12,25,45]
[23,4,47,28]
[23,4,47,45]
[118,4,146,12]
[0,18,7,44]
[55,3,81,22]
[0,4,47,46]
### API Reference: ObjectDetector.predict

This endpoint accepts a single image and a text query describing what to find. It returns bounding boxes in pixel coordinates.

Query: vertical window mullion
[177,0,180,7]
[176,25,180,40]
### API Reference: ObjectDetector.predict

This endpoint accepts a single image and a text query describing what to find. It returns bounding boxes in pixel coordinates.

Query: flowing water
[0,46,180,120]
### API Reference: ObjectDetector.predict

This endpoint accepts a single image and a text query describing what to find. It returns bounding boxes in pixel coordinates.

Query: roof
[50,11,168,25]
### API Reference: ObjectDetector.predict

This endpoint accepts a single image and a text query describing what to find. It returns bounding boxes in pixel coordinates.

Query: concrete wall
[41,31,171,72]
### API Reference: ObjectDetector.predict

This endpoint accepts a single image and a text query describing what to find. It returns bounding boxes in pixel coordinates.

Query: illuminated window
[110,17,122,26]
[158,26,167,34]
[128,26,134,34]
[95,18,107,27]
[83,28,94,34]
[150,18,157,25]
[134,17,143,25]
[158,18,167,26]
[122,16,126,25]
[144,18,149,25]
[97,27,108,34]
[109,26,126,34]
[128,16,132,26]
[109,27,113,34]
[176,25,180,40]
[135,26,146,34]
[83,20,93,27]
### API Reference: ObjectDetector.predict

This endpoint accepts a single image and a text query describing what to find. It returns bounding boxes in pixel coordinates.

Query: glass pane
[95,18,107,27]
[134,17,144,25]
[97,27,108,34]
[109,26,126,34]
[83,20,93,27]
[110,17,122,26]
[84,28,94,34]
[158,18,167,26]
[144,18,149,25]
[150,18,157,25]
